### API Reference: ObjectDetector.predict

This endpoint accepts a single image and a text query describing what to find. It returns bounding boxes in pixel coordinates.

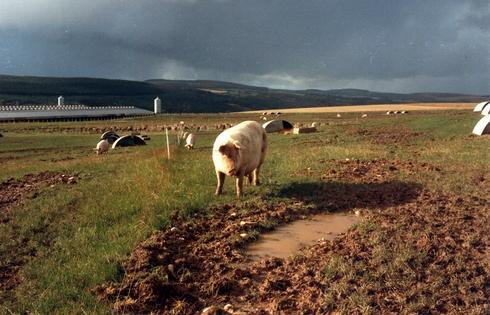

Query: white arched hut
[473,101,489,112]
[100,131,120,144]
[472,115,490,135]
[262,120,294,133]
[112,135,146,149]
[481,105,490,116]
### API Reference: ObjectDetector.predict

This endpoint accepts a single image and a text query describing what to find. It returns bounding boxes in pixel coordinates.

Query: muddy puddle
[246,212,358,260]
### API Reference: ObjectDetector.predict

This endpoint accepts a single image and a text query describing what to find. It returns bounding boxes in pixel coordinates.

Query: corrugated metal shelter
[100,131,120,144]
[473,115,490,135]
[481,105,490,116]
[262,120,294,133]
[112,135,146,149]
[473,101,489,112]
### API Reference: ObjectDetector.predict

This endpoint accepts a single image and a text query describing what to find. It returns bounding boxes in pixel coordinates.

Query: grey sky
[0,0,489,94]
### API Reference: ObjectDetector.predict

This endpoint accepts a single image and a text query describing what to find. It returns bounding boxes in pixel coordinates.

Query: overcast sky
[0,0,489,94]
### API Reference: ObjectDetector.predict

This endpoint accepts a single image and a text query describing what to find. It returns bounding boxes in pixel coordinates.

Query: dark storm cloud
[0,0,488,93]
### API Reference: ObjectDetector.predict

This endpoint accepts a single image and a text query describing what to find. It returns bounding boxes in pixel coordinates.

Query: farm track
[98,159,490,314]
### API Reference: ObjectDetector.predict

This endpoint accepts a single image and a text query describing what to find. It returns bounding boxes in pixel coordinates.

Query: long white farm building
[0,104,153,122]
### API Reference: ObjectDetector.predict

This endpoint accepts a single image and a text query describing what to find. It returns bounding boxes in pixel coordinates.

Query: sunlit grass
[0,109,488,313]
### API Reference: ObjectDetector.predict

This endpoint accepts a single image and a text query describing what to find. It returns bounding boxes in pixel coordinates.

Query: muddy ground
[0,172,78,297]
[0,171,77,216]
[98,159,489,314]
[320,158,442,182]
[352,126,425,146]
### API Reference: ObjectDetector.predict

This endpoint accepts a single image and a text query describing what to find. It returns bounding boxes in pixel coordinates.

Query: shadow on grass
[270,180,422,212]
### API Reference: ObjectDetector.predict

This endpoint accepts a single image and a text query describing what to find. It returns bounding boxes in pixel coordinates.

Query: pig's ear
[232,141,244,150]
[219,144,236,156]
[218,145,229,155]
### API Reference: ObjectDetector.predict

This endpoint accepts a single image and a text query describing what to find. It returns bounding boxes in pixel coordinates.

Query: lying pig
[212,121,267,197]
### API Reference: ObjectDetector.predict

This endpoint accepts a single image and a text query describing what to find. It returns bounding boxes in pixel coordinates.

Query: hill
[0,74,486,112]
[0,75,238,112]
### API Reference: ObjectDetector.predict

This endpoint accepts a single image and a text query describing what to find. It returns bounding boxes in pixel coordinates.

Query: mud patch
[237,191,489,314]
[0,171,79,298]
[99,162,489,315]
[320,158,442,183]
[353,126,424,145]
[246,212,358,261]
[0,171,78,215]
[97,180,420,314]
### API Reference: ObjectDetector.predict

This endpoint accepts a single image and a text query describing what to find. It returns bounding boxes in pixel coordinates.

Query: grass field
[0,107,488,314]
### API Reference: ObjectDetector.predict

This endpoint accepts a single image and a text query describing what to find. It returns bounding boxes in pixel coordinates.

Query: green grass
[0,110,488,314]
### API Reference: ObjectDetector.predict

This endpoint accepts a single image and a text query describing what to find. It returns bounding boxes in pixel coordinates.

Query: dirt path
[98,159,490,314]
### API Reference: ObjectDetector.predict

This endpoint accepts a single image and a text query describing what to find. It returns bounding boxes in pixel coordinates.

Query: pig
[185,133,195,150]
[212,121,267,197]
[95,139,109,155]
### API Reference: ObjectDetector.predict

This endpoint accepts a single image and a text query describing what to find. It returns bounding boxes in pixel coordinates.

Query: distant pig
[212,121,267,197]
[95,139,109,155]
[185,133,195,150]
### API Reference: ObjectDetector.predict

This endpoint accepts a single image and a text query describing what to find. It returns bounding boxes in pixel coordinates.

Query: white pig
[212,121,267,197]
[185,133,195,150]
[95,139,109,155]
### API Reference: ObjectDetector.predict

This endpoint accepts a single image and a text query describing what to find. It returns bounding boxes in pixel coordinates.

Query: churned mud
[0,172,79,298]
[353,126,424,146]
[320,158,442,183]
[0,171,78,216]
[239,191,489,314]
[98,159,489,314]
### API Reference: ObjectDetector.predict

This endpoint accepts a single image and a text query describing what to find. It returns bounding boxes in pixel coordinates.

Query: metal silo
[154,97,162,114]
